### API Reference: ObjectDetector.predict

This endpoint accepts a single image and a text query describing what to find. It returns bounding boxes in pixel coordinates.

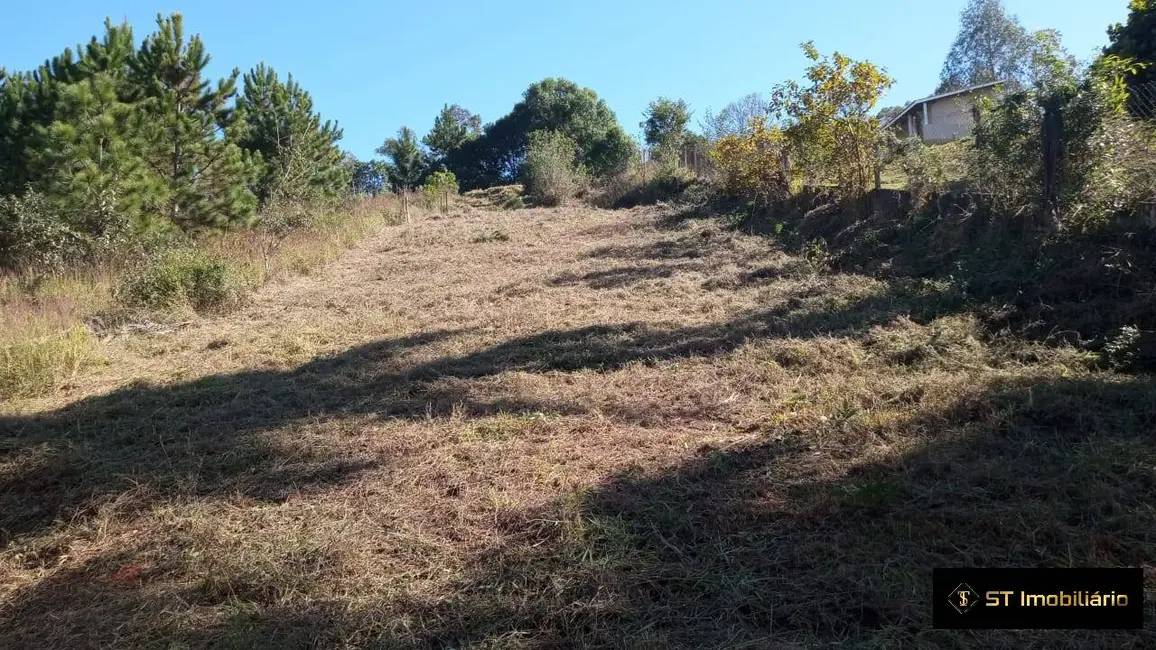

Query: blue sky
[0,0,1130,160]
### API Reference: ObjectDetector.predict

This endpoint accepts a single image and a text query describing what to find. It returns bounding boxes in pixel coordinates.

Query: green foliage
[30,73,161,240]
[348,157,387,196]
[709,117,791,207]
[444,78,634,189]
[0,325,97,400]
[522,130,583,207]
[422,170,459,212]
[130,13,258,229]
[938,0,1034,92]
[596,163,694,208]
[642,97,691,163]
[376,127,428,192]
[1107,0,1156,93]
[938,0,1078,94]
[422,170,459,195]
[772,42,893,198]
[892,138,950,207]
[234,63,348,205]
[117,248,240,313]
[472,228,510,243]
[423,104,481,165]
[0,191,88,269]
[969,54,1155,224]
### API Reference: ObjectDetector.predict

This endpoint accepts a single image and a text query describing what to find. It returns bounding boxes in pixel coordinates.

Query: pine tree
[129,13,257,229]
[376,127,427,192]
[31,73,163,242]
[235,63,349,204]
[423,104,481,166]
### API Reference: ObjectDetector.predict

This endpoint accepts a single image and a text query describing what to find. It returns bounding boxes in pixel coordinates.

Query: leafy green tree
[642,97,691,162]
[773,42,894,196]
[234,63,348,204]
[938,0,1035,92]
[445,78,633,189]
[348,156,387,196]
[423,104,481,165]
[376,126,427,192]
[1107,0,1156,92]
[129,13,257,229]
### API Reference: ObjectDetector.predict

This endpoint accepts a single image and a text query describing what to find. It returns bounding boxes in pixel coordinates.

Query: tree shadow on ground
[4,272,1151,647]
[0,271,988,548]
[68,372,1150,649]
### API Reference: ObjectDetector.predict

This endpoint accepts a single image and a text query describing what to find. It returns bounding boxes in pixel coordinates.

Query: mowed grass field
[1,201,1154,649]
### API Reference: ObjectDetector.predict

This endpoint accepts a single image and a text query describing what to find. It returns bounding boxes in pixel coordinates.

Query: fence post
[1041,97,1062,230]
[873,143,883,192]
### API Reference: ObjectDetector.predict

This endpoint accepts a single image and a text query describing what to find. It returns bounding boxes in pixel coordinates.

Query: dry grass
[0,200,1153,648]
[0,195,403,400]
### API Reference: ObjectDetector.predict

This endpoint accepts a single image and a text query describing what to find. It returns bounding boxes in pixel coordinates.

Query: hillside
[1,202,1154,648]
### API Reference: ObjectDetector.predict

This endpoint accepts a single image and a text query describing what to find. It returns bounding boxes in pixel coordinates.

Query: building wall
[921,86,1000,143]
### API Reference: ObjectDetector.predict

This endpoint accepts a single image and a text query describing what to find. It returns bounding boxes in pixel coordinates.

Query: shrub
[593,163,695,208]
[772,43,894,198]
[117,248,240,313]
[968,93,1045,217]
[710,117,791,207]
[422,170,460,212]
[0,325,97,400]
[522,130,584,207]
[893,138,950,208]
[0,192,89,270]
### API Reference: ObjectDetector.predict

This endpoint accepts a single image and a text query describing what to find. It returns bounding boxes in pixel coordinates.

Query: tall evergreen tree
[129,13,257,229]
[0,20,137,197]
[30,73,162,239]
[376,126,427,192]
[235,63,348,204]
[422,104,481,166]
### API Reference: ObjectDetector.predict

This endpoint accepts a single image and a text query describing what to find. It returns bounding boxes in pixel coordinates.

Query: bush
[117,248,241,313]
[421,170,460,212]
[0,192,89,270]
[772,43,893,198]
[893,138,950,208]
[710,117,791,207]
[593,163,695,208]
[522,130,584,207]
[0,325,97,400]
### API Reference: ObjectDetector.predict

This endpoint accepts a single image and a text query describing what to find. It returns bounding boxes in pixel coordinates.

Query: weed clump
[116,249,241,314]
[0,325,98,399]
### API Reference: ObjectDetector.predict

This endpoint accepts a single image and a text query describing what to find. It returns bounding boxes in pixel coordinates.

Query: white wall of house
[921,96,976,143]
[889,85,1001,144]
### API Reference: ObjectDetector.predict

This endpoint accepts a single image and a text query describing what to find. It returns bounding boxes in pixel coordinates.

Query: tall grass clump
[593,162,695,208]
[0,325,98,400]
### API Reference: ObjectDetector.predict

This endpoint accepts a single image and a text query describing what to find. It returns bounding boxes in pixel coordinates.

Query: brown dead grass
[0,201,1153,648]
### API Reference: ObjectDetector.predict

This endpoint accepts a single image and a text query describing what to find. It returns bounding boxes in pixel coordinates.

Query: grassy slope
[0,202,1153,649]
